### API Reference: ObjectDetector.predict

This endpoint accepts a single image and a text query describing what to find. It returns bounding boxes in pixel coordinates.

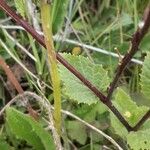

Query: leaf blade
[6,107,55,150]
[52,0,69,34]
[141,52,150,100]
[110,88,149,138]
[59,53,110,105]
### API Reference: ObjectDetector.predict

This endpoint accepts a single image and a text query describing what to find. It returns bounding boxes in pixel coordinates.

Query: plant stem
[40,1,61,134]
[1,1,150,131]
[0,0,132,132]
[107,4,150,100]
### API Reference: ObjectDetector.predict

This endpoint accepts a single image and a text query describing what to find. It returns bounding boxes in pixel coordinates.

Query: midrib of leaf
[41,1,61,134]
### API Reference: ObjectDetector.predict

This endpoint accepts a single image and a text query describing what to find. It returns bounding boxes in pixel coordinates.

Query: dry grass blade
[0,57,24,94]
[0,57,38,120]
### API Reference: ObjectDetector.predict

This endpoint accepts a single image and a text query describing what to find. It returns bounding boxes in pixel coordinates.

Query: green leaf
[14,0,26,18]
[6,107,55,150]
[52,0,69,34]
[74,102,107,122]
[59,53,110,104]
[0,141,12,150]
[140,34,150,52]
[112,13,133,31]
[127,120,150,149]
[141,52,150,100]
[127,129,150,150]
[110,88,149,138]
[110,112,128,138]
[79,144,102,150]
[66,121,87,145]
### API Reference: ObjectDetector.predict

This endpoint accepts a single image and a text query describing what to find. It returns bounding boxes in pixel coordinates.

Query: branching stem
[0,1,150,132]
[107,5,150,100]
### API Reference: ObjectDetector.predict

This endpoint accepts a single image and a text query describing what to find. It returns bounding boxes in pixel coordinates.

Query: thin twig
[107,4,150,130]
[0,91,123,150]
[0,0,133,131]
[107,4,150,100]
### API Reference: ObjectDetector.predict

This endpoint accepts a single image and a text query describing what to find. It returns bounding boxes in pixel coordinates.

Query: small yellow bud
[72,47,81,55]
[124,111,131,118]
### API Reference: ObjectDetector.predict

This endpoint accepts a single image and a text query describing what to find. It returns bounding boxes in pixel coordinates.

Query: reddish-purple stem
[0,0,133,131]
[107,5,150,100]
[0,1,150,131]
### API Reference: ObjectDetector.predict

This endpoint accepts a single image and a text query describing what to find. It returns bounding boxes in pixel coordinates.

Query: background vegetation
[0,0,150,149]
